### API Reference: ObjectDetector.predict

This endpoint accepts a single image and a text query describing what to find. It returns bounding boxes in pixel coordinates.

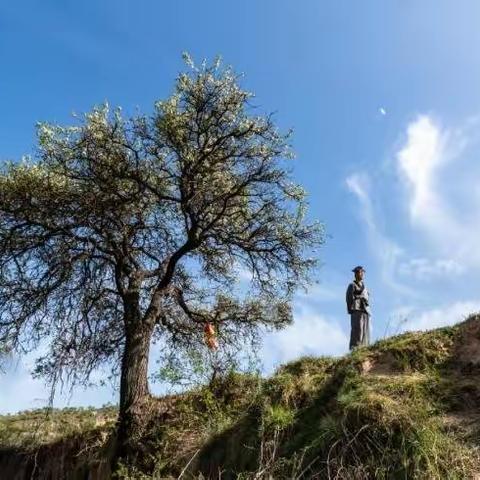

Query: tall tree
[0,55,323,464]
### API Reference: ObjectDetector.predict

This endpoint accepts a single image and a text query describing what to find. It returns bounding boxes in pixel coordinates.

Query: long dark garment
[349,311,370,350]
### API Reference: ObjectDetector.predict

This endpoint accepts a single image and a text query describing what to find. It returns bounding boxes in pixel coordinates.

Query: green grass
[0,405,117,450]
[2,316,480,479]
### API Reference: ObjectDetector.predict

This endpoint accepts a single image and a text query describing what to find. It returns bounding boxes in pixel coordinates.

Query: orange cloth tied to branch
[204,322,218,350]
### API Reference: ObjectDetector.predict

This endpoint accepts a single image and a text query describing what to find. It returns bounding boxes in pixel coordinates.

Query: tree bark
[114,294,154,466]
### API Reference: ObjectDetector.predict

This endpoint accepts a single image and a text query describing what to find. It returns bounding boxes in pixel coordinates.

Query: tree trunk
[114,297,154,466]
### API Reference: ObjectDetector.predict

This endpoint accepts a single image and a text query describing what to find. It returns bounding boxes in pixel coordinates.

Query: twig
[177,449,200,479]
[294,452,321,480]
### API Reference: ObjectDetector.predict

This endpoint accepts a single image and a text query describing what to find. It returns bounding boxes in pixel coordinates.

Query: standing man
[346,266,371,350]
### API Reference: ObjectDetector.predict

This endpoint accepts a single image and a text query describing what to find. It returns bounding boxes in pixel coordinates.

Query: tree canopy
[0,55,324,461]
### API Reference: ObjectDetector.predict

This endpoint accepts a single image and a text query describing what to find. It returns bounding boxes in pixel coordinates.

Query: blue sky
[2,0,480,413]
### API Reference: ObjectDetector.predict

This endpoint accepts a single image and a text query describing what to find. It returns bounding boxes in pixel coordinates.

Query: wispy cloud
[345,173,414,295]
[398,257,465,280]
[396,114,480,270]
[347,114,480,285]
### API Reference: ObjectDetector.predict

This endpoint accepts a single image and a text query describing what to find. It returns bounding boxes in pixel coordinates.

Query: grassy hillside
[2,315,480,479]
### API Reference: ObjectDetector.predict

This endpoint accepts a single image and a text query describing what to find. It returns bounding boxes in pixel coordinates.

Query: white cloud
[261,306,349,374]
[397,115,447,223]
[294,282,343,303]
[395,114,480,269]
[234,265,254,282]
[346,114,480,286]
[400,300,480,332]
[379,107,387,116]
[398,257,465,279]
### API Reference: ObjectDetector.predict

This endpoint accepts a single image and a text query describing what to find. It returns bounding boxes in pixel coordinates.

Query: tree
[0,55,323,465]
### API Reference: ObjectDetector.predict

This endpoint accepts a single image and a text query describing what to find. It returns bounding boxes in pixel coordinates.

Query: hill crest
[1,314,480,479]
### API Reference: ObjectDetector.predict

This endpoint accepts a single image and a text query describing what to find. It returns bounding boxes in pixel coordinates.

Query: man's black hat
[352,265,365,273]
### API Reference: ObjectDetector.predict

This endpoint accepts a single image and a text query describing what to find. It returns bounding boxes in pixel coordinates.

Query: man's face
[355,269,365,281]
